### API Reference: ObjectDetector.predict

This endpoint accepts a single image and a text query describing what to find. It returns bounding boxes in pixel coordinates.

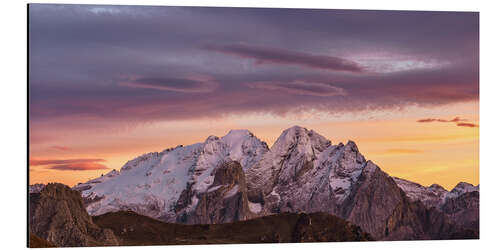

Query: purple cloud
[120,76,218,93]
[205,44,364,72]
[248,81,347,97]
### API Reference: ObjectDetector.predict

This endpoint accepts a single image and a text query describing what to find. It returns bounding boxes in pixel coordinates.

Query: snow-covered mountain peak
[204,135,220,143]
[271,126,331,156]
[219,129,269,171]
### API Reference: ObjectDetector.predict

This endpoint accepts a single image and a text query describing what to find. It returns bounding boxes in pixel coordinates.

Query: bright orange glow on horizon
[29,101,479,190]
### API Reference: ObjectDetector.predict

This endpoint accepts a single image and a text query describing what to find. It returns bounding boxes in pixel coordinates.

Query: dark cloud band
[205,44,364,72]
[30,158,106,166]
[120,76,218,93]
[47,163,109,171]
[248,81,347,97]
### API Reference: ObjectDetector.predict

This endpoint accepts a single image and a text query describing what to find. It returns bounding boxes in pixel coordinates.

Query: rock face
[66,125,479,241]
[29,183,119,247]
[441,183,479,232]
[393,177,448,208]
[175,161,253,224]
[394,178,479,235]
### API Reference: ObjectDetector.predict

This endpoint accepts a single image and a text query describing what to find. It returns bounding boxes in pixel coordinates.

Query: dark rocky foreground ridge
[29,183,372,247]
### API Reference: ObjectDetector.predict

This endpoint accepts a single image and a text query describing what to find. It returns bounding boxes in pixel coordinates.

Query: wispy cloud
[417,117,478,128]
[50,146,71,151]
[456,122,479,128]
[47,162,109,171]
[417,117,467,123]
[30,158,106,166]
[247,81,347,97]
[205,44,364,72]
[30,158,108,171]
[120,76,218,93]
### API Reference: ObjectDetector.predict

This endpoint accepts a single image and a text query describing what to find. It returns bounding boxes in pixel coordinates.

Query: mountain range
[30,126,479,243]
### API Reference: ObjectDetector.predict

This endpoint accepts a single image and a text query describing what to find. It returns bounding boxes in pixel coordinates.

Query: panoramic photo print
[28,4,479,247]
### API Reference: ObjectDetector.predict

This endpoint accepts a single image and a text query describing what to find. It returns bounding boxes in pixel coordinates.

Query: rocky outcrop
[393,178,479,236]
[29,183,119,247]
[442,188,479,232]
[392,177,448,208]
[175,161,253,224]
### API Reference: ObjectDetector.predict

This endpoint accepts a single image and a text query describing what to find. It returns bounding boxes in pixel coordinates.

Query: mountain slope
[73,130,268,222]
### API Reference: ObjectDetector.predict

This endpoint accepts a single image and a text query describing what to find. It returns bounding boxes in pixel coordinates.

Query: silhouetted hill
[93,210,372,245]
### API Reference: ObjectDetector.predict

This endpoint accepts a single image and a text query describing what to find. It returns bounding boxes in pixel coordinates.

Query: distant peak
[224,129,253,138]
[282,125,307,134]
[272,125,331,153]
[429,183,447,191]
[205,135,220,142]
[450,181,478,194]
[455,182,474,188]
[344,140,359,151]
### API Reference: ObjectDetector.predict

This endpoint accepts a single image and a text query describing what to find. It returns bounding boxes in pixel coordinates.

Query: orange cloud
[417,117,477,128]
[30,158,106,166]
[47,162,109,171]
[456,122,479,128]
[416,117,466,123]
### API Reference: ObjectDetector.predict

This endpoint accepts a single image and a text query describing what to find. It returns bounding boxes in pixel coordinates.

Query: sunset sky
[28,5,478,190]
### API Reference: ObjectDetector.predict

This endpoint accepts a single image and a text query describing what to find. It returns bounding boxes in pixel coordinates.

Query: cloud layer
[248,81,347,97]
[120,76,218,93]
[205,44,364,72]
[28,5,479,132]
[30,158,108,171]
[47,162,109,171]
